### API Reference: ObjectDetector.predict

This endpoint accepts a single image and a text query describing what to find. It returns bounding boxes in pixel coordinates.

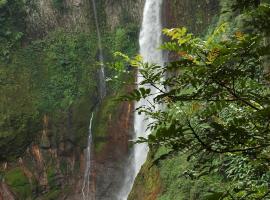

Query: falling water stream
[118,0,164,199]
[82,112,94,200]
[82,0,164,199]
[81,1,106,199]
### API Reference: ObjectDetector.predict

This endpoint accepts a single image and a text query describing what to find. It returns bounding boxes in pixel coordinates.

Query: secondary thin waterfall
[91,0,106,99]
[82,112,94,200]
[81,2,105,199]
[118,0,164,199]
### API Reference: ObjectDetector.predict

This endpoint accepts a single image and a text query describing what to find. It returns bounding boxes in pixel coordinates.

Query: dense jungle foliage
[1,0,270,199]
[122,0,270,199]
[0,0,139,161]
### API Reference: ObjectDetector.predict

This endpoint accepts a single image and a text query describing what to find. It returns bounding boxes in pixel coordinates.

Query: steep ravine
[1,0,219,199]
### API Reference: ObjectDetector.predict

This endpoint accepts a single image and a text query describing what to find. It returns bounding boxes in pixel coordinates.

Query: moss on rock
[128,151,162,200]
[4,168,32,198]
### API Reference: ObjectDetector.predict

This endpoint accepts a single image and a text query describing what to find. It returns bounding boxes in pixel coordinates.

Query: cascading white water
[134,0,164,174]
[82,112,94,200]
[118,0,164,199]
[91,0,106,99]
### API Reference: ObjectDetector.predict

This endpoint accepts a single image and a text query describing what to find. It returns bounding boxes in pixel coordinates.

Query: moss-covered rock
[4,168,32,198]
[129,147,227,200]
[128,152,162,200]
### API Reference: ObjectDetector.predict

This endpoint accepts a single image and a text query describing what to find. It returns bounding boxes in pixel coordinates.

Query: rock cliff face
[94,101,134,200]
[25,0,92,38]
[163,0,219,33]
[24,0,145,38]
[0,182,15,200]
[104,0,145,30]
[1,0,143,199]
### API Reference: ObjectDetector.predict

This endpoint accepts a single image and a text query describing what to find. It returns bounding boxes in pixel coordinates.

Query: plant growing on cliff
[0,0,25,61]
[52,0,65,11]
[121,2,270,199]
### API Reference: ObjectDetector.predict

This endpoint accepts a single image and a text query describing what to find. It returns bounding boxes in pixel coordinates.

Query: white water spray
[82,112,94,200]
[134,0,164,174]
[118,0,164,199]
[91,0,106,99]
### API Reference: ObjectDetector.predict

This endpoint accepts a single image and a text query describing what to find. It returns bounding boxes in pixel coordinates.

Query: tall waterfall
[82,112,94,200]
[134,0,164,174]
[118,0,164,199]
[91,0,106,99]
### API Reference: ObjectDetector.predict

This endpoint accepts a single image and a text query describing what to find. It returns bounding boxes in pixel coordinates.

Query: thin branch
[187,120,270,154]
[215,80,261,111]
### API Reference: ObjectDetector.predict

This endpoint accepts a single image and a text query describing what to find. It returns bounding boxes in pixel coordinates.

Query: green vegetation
[52,0,64,11]
[129,147,227,200]
[0,0,140,197]
[128,152,162,200]
[125,0,270,199]
[5,168,32,198]
[0,0,25,61]
[0,29,99,160]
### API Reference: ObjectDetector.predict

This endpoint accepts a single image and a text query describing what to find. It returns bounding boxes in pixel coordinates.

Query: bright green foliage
[5,168,32,198]
[123,2,270,199]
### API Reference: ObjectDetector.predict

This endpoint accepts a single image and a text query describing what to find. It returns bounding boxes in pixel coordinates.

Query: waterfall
[134,0,164,173]
[118,0,164,199]
[81,2,106,199]
[91,0,106,99]
[82,112,94,200]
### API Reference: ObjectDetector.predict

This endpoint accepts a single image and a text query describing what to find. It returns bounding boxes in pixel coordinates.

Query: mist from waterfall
[91,0,106,99]
[82,112,94,200]
[118,0,164,199]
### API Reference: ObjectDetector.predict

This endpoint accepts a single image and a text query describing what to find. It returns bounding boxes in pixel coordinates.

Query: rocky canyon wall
[163,0,219,34]
[25,0,92,38]
[0,0,143,199]
[24,0,145,39]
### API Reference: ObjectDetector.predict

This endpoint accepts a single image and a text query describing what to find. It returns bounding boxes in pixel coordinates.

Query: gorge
[0,0,218,199]
[1,0,269,200]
